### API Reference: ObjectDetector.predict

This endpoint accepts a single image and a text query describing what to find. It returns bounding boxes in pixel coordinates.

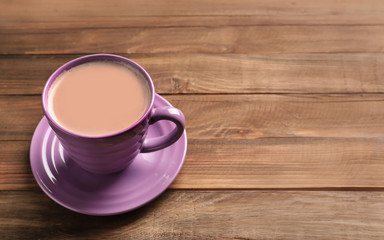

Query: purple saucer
[30,94,187,216]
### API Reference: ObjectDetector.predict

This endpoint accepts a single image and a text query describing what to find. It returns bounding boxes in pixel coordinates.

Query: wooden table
[2,1,384,239]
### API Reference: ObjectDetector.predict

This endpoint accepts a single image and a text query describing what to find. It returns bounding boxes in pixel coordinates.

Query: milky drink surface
[48,61,150,136]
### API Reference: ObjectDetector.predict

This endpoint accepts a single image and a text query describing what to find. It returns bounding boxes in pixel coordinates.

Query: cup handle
[141,106,185,153]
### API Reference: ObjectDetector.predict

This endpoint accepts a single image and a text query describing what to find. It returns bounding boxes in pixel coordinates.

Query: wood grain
[0,142,35,191]
[2,26,384,54]
[3,137,384,190]
[179,94,384,139]
[3,94,384,189]
[3,53,384,95]
[1,94,384,141]
[2,0,384,238]
[176,138,384,189]
[2,94,384,189]
[0,96,43,141]
[2,0,384,29]
[1,190,384,239]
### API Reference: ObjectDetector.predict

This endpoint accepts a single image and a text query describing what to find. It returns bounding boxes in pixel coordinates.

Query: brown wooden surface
[3,26,384,55]
[3,95,384,190]
[2,0,384,239]
[2,190,384,240]
[2,0,384,28]
[3,54,384,95]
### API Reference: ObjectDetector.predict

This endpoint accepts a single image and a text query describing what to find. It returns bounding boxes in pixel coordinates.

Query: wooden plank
[175,138,384,189]
[3,137,384,190]
[1,190,384,239]
[179,94,384,139]
[0,96,43,141]
[1,94,384,141]
[2,0,384,28]
[3,94,384,189]
[0,142,36,191]
[3,53,384,95]
[2,26,384,55]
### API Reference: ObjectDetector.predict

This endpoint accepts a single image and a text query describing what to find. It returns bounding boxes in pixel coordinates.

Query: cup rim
[41,54,155,139]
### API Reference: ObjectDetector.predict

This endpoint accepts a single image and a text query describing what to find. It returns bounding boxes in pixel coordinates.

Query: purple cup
[42,54,185,174]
